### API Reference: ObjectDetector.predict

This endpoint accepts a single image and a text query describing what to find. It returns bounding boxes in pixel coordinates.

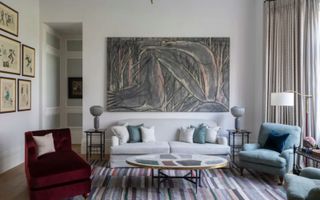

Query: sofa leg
[278,176,284,185]
[240,167,244,176]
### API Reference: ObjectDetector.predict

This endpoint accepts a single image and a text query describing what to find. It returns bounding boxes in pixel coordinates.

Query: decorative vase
[94,116,99,130]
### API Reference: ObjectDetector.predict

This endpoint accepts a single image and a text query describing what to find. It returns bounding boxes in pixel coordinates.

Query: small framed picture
[0,77,16,113]
[22,45,35,77]
[0,2,19,37]
[68,77,82,99]
[18,79,31,111]
[0,34,20,75]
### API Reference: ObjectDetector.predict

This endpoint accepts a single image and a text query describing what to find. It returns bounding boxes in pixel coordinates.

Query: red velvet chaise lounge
[25,128,91,200]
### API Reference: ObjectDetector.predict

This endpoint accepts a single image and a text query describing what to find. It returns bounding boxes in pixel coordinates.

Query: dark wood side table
[293,145,320,174]
[85,129,106,161]
[227,129,251,162]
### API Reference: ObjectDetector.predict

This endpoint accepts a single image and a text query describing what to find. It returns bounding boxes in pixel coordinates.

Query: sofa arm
[111,136,120,147]
[300,167,320,179]
[217,136,228,145]
[242,143,260,151]
[280,149,294,172]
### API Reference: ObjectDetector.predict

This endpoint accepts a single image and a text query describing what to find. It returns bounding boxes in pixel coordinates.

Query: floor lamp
[271,91,313,137]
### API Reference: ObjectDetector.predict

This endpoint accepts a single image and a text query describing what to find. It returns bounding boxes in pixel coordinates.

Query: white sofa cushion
[32,133,56,157]
[111,125,130,145]
[206,126,220,143]
[169,141,230,155]
[141,126,156,143]
[111,141,170,155]
[179,127,195,143]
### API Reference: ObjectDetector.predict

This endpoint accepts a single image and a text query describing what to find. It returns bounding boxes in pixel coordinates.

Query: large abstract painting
[107,37,230,112]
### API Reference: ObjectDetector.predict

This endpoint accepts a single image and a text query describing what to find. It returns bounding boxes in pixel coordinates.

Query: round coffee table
[126,153,228,193]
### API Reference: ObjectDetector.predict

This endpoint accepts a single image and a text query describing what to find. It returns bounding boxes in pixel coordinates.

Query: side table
[85,129,106,160]
[227,129,251,162]
[293,145,320,174]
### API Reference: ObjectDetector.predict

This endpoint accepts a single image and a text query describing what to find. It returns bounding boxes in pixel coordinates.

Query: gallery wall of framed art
[0,2,35,114]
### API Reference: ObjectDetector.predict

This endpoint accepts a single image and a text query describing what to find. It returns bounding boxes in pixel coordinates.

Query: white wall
[39,0,264,152]
[0,0,40,173]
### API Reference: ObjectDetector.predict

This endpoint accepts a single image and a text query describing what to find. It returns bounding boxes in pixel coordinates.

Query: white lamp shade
[271,92,294,106]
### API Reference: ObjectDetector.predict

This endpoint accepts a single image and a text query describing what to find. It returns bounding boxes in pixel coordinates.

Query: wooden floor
[0,145,105,200]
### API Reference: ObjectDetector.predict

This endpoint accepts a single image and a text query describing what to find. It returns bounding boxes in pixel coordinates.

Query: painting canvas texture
[107,37,230,112]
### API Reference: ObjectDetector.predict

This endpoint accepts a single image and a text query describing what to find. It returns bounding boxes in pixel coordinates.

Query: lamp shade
[271,92,294,106]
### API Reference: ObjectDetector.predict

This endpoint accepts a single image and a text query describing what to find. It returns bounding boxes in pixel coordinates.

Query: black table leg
[151,169,154,186]
[100,132,102,160]
[86,133,88,160]
[232,133,235,161]
[158,169,161,193]
[199,170,202,187]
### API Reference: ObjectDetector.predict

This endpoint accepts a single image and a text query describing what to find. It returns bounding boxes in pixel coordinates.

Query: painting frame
[0,2,19,37]
[0,34,20,75]
[0,77,16,113]
[68,77,82,99]
[22,44,35,77]
[18,79,31,111]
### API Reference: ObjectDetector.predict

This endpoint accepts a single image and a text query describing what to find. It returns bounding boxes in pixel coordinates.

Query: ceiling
[46,22,82,36]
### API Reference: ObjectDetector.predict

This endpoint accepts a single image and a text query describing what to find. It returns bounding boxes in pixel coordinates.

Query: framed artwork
[18,79,31,111]
[22,45,35,77]
[0,2,18,37]
[68,77,82,99]
[0,77,16,113]
[0,34,20,75]
[106,37,230,112]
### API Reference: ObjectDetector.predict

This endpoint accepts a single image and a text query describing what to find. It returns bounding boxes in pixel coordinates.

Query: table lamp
[231,106,245,131]
[89,105,103,130]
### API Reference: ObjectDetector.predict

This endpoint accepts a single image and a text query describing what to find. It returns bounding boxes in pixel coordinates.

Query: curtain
[264,0,320,139]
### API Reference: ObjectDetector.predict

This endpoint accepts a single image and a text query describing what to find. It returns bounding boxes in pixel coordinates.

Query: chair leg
[278,176,284,185]
[240,167,244,176]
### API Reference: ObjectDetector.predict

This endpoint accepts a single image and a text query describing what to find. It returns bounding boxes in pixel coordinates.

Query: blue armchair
[239,123,301,183]
[285,167,320,200]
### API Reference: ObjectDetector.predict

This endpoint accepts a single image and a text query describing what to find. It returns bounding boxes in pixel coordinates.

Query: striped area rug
[85,160,286,200]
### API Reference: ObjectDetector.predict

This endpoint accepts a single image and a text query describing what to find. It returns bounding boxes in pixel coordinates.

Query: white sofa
[109,119,230,168]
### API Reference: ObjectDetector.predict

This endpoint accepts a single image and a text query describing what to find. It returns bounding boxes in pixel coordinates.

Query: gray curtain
[264,0,320,139]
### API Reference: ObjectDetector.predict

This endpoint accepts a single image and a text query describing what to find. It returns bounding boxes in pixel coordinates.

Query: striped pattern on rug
[86,160,286,200]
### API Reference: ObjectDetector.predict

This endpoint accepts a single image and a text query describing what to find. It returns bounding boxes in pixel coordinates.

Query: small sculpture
[231,106,245,131]
[89,105,103,130]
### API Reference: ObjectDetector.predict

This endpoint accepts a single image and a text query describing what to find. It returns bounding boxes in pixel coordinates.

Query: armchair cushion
[243,143,260,151]
[239,149,286,168]
[28,151,91,188]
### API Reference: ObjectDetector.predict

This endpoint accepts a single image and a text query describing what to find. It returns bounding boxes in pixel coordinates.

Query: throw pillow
[206,126,220,143]
[141,126,156,143]
[32,133,56,157]
[263,131,290,153]
[191,124,207,144]
[179,127,195,143]
[127,124,144,143]
[111,125,130,145]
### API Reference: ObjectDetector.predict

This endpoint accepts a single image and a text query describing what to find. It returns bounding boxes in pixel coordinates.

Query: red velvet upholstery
[25,129,91,200]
